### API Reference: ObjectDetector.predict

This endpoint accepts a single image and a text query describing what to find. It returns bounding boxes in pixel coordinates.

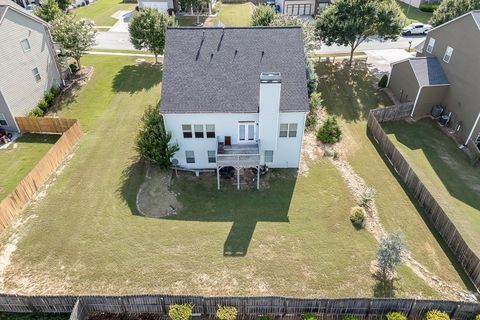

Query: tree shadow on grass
[112,63,162,94]
[367,129,477,291]
[117,157,146,216]
[372,271,398,298]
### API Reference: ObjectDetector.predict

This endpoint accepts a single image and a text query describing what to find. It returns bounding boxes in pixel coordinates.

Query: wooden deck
[217,143,260,168]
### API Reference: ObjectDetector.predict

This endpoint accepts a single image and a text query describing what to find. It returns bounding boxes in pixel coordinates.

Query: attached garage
[138,0,170,12]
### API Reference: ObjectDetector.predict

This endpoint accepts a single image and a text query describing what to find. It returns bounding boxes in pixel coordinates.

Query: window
[185,151,195,163]
[0,113,7,127]
[443,46,454,63]
[265,150,274,163]
[206,124,215,138]
[426,38,435,53]
[20,39,31,52]
[208,150,216,163]
[194,124,204,138]
[280,123,297,138]
[182,124,192,138]
[32,67,41,82]
[239,122,255,142]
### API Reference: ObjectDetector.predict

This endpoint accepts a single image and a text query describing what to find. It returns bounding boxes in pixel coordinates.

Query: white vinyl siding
[426,38,435,53]
[443,46,453,63]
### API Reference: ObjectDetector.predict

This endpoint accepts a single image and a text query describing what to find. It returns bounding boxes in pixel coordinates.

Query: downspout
[465,112,480,145]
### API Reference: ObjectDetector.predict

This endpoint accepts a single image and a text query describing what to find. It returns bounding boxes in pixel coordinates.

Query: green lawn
[383,119,480,257]
[0,55,459,298]
[73,0,136,26]
[217,3,253,26]
[396,0,433,24]
[0,134,59,201]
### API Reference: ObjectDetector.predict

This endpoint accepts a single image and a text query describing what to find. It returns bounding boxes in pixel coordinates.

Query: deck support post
[256,166,260,190]
[217,166,220,190]
[237,167,240,190]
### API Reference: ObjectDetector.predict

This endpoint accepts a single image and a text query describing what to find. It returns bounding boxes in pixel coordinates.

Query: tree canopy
[129,8,176,64]
[271,14,319,53]
[429,0,480,26]
[34,0,63,22]
[56,0,71,10]
[251,5,276,26]
[51,14,97,69]
[179,0,208,24]
[316,0,403,64]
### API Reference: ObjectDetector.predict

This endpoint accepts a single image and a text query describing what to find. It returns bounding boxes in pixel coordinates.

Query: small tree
[251,5,276,26]
[136,106,179,170]
[34,0,63,22]
[306,92,322,130]
[179,0,208,25]
[376,232,405,279]
[129,9,176,64]
[317,116,342,144]
[429,0,480,26]
[305,57,318,96]
[316,0,403,65]
[51,14,97,70]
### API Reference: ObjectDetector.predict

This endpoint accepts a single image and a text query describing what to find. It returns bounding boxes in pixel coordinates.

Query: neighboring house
[161,27,309,189]
[397,0,441,9]
[0,0,62,133]
[137,0,172,12]
[275,0,317,16]
[387,10,480,149]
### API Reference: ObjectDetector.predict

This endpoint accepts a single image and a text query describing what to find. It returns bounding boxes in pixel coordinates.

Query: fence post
[406,299,416,319]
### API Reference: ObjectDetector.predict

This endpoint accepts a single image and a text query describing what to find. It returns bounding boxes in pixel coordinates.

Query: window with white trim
[264,150,274,163]
[208,150,216,163]
[194,124,204,138]
[443,46,453,63]
[32,67,41,82]
[20,39,31,52]
[426,38,435,53]
[238,122,255,142]
[0,113,7,126]
[185,150,195,163]
[206,124,215,138]
[182,124,192,138]
[279,123,297,138]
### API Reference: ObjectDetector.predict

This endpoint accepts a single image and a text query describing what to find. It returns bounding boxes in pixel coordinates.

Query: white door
[238,122,255,143]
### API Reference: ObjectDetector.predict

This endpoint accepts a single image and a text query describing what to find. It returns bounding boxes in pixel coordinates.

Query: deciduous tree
[129,9,176,64]
[34,0,63,22]
[430,0,480,26]
[251,5,276,26]
[376,232,405,279]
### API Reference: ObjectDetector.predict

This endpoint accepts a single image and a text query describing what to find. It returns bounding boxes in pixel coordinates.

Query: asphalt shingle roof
[160,27,309,114]
[409,57,449,86]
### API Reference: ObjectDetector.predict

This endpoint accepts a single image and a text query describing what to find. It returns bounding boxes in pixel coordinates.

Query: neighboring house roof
[409,57,449,86]
[427,10,480,34]
[0,0,48,25]
[161,27,309,114]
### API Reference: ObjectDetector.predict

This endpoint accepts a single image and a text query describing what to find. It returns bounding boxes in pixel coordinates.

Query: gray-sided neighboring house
[0,0,62,133]
[160,27,309,188]
[387,10,480,149]
[275,0,329,15]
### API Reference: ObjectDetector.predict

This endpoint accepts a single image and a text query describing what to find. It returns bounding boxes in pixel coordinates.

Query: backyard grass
[383,119,480,257]
[216,3,253,26]
[73,0,136,26]
[0,134,59,201]
[396,0,433,24]
[0,55,456,298]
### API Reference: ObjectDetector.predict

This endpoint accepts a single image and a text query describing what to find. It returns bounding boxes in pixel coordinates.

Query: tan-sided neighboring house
[387,10,480,149]
[0,0,62,133]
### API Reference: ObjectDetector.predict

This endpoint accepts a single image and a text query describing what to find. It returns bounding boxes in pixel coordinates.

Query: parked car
[25,3,36,11]
[401,23,432,36]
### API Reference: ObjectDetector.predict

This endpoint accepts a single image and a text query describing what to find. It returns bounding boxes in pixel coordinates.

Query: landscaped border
[367,104,480,292]
[0,117,82,229]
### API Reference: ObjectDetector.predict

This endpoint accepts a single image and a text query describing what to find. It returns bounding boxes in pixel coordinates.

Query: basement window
[185,150,195,164]
[182,124,192,138]
[265,150,274,163]
[208,150,216,163]
[443,46,453,63]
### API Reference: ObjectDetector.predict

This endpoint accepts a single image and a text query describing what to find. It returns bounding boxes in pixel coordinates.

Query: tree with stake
[316,0,403,65]
[129,9,177,64]
[51,14,97,70]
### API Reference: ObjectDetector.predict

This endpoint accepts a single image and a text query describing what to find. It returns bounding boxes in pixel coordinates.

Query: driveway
[93,10,136,50]
[365,48,415,78]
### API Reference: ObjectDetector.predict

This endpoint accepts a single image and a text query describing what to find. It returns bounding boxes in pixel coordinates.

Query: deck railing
[216,153,261,168]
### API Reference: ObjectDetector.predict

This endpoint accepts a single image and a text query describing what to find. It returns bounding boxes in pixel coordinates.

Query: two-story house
[0,0,62,133]
[387,11,480,150]
[160,27,309,189]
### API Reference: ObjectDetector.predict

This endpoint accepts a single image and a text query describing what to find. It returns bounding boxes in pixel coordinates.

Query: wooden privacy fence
[0,117,82,229]
[0,294,478,320]
[367,105,480,292]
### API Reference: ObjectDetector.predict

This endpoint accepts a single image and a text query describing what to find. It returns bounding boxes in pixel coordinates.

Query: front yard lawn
[396,0,433,24]
[0,56,471,299]
[217,3,253,26]
[73,0,136,26]
[383,119,480,257]
[0,134,59,201]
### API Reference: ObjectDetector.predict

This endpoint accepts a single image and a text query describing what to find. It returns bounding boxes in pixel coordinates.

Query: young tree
[430,0,480,26]
[376,232,405,279]
[34,0,63,22]
[51,15,97,70]
[129,9,176,64]
[316,0,403,65]
[251,5,276,26]
[136,106,179,170]
[179,0,208,25]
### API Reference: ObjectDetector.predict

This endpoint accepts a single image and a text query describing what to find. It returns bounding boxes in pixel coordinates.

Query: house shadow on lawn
[163,169,297,257]
[112,63,162,94]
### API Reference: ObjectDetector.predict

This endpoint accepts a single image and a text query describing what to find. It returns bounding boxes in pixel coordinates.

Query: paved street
[94,31,136,50]
[317,35,426,54]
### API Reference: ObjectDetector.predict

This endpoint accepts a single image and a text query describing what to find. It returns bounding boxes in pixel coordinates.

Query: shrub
[37,98,49,112]
[257,316,272,320]
[301,314,316,320]
[342,316,360,320]
[28,107,44,117]
[350,206,366,228]
[386,312,407,320]
[317,116,342,144]
[306,57,318,96]
[251,5,276,26]
[168,304,193,320]
[306,92,322,130]
[378,74,388,88]
[360,187,376,207]
[44,86,59,105]
[419,3,439,12]
[216,305,238,320]
[425,310,450,320]
[475,315,480,320]
[69,63,78,73]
